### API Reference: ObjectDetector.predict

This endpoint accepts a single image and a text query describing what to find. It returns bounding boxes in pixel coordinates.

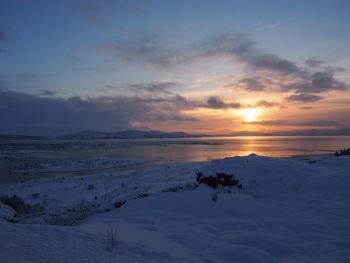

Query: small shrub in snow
[87,184,94,190]
[113,200,127,209]
[0,195,44,215]
[105,227,117,252]
[334,148,350,156]
[211,190,218,202]
[163,183,198,193]
[195,172,242,189]
[44,202,95,226]
[136,193,148,199]
[32,193,39,199]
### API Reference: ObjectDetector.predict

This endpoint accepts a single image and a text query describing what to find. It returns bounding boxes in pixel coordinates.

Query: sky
[0,0,349,135]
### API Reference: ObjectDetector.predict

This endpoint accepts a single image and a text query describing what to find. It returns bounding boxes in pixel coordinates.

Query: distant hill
[1,128,350,140]
[0,134,50,140]
[225,128,350,137]
[59,130,203,139]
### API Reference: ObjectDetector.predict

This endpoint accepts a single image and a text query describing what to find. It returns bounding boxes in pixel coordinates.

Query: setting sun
[240,108,259,122]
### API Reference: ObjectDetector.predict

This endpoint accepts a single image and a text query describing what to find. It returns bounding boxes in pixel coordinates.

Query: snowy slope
[0,154,350,262]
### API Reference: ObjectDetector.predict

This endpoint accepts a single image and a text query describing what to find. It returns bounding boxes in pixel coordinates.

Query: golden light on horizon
[240,108,259,122]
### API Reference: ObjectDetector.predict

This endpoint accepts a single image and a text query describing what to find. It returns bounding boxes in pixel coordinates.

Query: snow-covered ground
[1,154,350,262]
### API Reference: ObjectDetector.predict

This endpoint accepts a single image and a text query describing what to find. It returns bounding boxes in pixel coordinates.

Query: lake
[1,136,350,162]
[1,135,349,182]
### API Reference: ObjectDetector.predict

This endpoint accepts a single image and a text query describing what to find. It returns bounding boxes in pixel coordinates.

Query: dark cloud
[37,90,58,96]
[76,1,109,26]
[0,88,198,135]
[102,33,347,101]
[243,120,341,127]
[304,57,345,72]
[300,106,312,110]
[305,57,324,68]
[0,31,6,40]
[0,74,41,91]
[285,93,323,102]
[206,96,242,109]
[283,70,348,94]
[102,37,178,68]
[203,97,277,110]
[0,90,133,135]
[124,81,179,94]
[0,26,8,41]
[235,77,270,91]
[198,34,311,76]
[225,76,286,93]
[151,114,198,122]
[75,0,146,27]
[253,100,278,108]
[104,33,301,75]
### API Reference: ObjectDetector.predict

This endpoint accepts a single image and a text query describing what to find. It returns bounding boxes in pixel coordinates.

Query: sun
[240,108,259,122]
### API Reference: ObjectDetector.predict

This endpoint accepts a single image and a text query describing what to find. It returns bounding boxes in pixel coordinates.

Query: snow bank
[0,154,349,262]
[0,202,16,221]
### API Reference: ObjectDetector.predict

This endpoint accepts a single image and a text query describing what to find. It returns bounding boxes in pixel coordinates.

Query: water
[1,136,349,182]
[105,136,350,161]
[2,136,350,162]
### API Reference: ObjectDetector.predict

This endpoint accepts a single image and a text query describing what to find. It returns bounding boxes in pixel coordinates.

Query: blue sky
[0,0,349,135]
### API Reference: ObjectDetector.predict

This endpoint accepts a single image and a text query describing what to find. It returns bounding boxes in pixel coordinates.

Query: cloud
[0,25,8,41]
[235,77,269,91]
[197,34,298,74]
[283,70,348,94]
[37,90,58,96]
[102,33,347,101]
[0,26,9,53]
[0,31,7,40]
[254,20,284,30]
[151,114,198,122]
[0,88,198,135]
[203,96,277,110]
[0,90,133,135]
[0,73,41,91]
[206,96,242,109]
[242,120,341,127]
[300,106,312,110]
[253,100,278,108]
[304,57,324,68]
[105,33,300,75]
[75,0,146,27]
[76,1,109,26]
[285,93,323,102]
[304,57,345,72]
[124,81,179,94]
[101,37,178,68]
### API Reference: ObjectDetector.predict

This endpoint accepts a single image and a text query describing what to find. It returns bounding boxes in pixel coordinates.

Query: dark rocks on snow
[195,172,242,189]
[113,200,127,209]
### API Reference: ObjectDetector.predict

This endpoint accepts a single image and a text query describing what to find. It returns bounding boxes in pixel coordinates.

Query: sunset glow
[0,1,349,136]
[240,109,259,123]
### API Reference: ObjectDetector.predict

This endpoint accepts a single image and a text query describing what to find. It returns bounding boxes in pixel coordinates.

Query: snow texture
[1,154,350,262]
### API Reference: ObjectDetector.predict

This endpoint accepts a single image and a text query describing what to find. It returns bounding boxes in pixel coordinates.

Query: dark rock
[195,172,241,189]
[136,193,148,199]
[113,200,127,209]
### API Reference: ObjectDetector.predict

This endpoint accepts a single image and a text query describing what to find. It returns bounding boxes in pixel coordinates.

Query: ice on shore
[11,157,143,173]
[0,154,350,262]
